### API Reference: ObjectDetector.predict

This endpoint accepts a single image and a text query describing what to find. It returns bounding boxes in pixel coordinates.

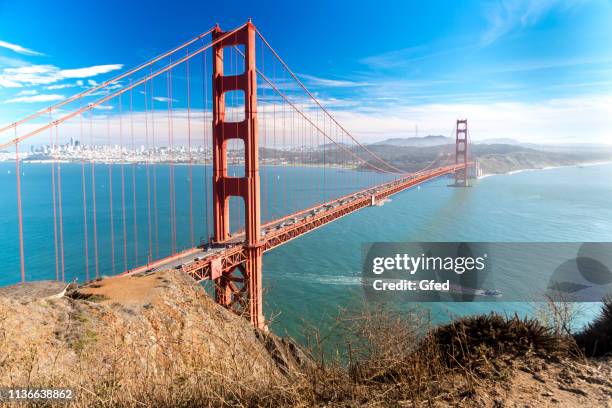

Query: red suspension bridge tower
[455,119,469,187]
[212,21,264,329]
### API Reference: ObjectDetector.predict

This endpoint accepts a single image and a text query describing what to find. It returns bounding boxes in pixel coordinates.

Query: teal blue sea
[1,162,611,338]
[262,163,612,337]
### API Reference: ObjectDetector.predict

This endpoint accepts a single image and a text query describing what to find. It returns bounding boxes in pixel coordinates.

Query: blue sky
[0,0,611,143]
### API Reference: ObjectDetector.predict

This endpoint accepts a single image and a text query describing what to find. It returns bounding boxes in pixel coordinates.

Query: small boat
[475,289,502,297]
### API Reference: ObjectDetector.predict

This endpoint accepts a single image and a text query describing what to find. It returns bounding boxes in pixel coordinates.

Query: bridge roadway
[124,163,471,281]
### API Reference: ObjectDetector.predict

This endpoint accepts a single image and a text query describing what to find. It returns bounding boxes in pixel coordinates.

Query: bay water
[1,161,610,338]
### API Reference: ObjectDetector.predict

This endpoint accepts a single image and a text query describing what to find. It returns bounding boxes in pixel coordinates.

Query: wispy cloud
[475,55,612,75]
[0,39,43,56]
[0,63,123,89]
[4,93,64,103]
[15,89,38,96]
[359,41,480,71]
[359,1,592,76]
[94,104,114,110]
[299,73,373,88]
[6,94,608,147]
[59,64,123,79]
[0,55,29,68]
[481,0,584,45]
[153,96,178,103]
[46,83,77,90]
[322,94,612,144]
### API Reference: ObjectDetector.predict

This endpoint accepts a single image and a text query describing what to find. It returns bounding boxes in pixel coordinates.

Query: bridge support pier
[244,246,264,326]
[455,119,469,187]
[212,21,265,330]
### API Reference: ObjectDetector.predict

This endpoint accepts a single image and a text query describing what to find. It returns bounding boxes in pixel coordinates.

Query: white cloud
[59,64,123,79]
[481,0,584,45]
[3,92,609,150]
[0,63,123,88]
[105,82,122,90]
[46,83,77,90]
[299,74,373,88]
[0,39,43,56]
[0,78,23,88]
[94,104,114,110]
[359,44,476,70]
[0,55,29,68]
[324,94,612,144]
[153,96,178,103]
[0,65,58,86]
[15,89,38,96]
[4,93,65,103]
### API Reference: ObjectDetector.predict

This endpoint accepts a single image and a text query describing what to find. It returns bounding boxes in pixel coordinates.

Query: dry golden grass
[0,272,609,407]
[0,271,300,407]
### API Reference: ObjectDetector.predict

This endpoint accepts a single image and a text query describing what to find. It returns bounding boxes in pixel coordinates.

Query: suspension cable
[241,49,403,175]
[256,29,407,174]
[0,27,217,136]
[0,24,247,151]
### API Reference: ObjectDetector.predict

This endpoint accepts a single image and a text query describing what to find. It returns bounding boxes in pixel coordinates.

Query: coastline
[477,160,612,180]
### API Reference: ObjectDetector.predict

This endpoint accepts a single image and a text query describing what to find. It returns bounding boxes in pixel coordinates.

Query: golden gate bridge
[0,20,473,329]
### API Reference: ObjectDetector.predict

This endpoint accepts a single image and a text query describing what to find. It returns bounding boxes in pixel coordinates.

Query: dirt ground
[78,271,165,306]
[465,355,612,407]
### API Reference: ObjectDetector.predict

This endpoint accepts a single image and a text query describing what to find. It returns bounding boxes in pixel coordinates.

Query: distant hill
[474,138,521,145]
[371,135,452,147]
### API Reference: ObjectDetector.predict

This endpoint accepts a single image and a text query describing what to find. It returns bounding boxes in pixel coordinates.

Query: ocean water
[261,163,612,337]
[0,162,394,283]
[0,161,611,338]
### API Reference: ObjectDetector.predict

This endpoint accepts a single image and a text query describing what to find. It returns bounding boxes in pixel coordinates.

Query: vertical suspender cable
[167,69,176,254]
[119,96,128,272]
[50,115,59,281]
[79,108,90,282]
[144,79,153,263]
[260,39,268,224]
[130,81,138,264]
[151,68,159,258]
[15,133,25,284]
[186,52,194,247]
[56,126,65,282]
[202,48,211,242]
[90,112,99,278]
[106,92,115,275]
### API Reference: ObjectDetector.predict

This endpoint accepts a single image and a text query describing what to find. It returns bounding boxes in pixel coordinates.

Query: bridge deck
[124,164,470,281]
